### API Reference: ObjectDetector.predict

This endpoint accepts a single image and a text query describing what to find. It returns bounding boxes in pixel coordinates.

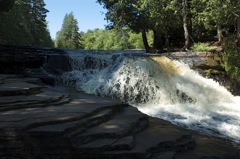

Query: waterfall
[61,51,240,142]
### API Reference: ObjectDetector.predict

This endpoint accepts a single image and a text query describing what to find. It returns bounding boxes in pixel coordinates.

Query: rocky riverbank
[160,51,240,95]
[0,45,240,158]
[0,75,239,159]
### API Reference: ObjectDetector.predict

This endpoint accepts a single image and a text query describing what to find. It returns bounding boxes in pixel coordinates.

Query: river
[60,51,240,143]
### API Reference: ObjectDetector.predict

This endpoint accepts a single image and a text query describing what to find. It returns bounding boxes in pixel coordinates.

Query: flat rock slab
[0,98,123,129]
[71,106,148,150]
[0,90,64,105]
[77,106,147,137]
[0,76,239,159]
[0,78,42,96]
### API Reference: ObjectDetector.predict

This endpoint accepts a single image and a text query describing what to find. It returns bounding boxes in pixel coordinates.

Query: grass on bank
[189,40,240,81]
[190,42,218,51]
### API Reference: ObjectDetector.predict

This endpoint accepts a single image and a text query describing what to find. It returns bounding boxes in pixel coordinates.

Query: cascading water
[61,51,240,142]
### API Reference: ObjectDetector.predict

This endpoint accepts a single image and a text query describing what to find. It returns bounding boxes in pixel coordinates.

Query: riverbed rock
[160,51,240,95]
[0,44,70,75]
[158,51,225,76]
[0,45,240,158]
[0,75,239,159]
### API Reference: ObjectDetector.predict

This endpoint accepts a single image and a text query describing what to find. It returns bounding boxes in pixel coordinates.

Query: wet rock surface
[0,75,239,159]
[160,51,240,95]
[0,45,240,158]
[1,44,240,95]
[0,45,71,80]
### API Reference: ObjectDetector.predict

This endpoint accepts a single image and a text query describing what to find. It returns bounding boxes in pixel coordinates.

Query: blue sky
[44,0,108,39]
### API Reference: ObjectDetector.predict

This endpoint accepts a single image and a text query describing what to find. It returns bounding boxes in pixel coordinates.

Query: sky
[44,0,108,39]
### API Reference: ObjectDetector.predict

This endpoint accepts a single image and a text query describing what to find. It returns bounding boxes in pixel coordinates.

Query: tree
[225,0,240,39]
[55,12,83,49]
[82,28,105,49]
[137,0,182,50]
[29,0,52,46]
[0,0,53,46]
[97,0,182,52]
[97,0,240,50]
[97,0,151,52]
[0,0,16,12]
[182,0,190,49]
[81,27,150,50]
[189,0,238,43]
[128,31,144,49]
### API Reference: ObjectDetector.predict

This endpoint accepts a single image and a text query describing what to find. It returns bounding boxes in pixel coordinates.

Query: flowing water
[61,52,240,142]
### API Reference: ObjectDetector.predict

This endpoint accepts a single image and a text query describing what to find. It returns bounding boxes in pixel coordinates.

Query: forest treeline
[0,0,53,47]
[55,0,240,51]
[1,0,240,51]
[54,12,152,50]
[0,0,150,50]
[1,0,240,79]
[80,28,153,50]
[97,0,240,52]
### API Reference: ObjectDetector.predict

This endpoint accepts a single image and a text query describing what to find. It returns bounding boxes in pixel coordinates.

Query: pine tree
[29,0,53,46]
[0,0,53,46]
[0,0,16,12]
[55,12,83,49]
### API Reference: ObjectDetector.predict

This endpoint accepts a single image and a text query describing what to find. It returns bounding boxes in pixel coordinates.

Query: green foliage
[0,0,16,12]
[55,12,83,49]
[190,42,217,51]
[82,28,153,50]
[98,0,240,49]
[29,0,53,46]
[82,28,129,50]
[1,0,239,51]
[0,0,53,47]
[128,31,144,49]
[82,29,105,49]
[222,37,240,80]
[97,0,181,50]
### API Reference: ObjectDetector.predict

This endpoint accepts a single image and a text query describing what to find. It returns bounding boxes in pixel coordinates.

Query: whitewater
[61,51,240,142]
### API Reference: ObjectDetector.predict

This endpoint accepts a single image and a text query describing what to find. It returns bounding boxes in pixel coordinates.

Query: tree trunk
[182,0,189,50]
[188,15,193,41]
[187,0,193,37]
[237,17,240,46]
[164,33,169,48]
[141,30,150,53]
[153,29,163,51]
[237,17,240,38]
[217,25,223,43]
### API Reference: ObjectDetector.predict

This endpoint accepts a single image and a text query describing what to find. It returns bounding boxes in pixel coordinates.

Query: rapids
[61,52,240,142]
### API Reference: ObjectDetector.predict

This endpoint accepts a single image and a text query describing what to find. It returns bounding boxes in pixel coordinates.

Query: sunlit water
[61,52,240,142]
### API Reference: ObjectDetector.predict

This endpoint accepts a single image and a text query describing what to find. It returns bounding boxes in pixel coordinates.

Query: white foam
[61,52,240,142]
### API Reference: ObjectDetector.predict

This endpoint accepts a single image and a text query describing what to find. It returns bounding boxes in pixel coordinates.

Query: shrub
[222,36,240,80]
[190,42,217,51]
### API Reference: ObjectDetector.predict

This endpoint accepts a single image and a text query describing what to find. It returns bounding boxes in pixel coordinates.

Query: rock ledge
[0,76,239,159]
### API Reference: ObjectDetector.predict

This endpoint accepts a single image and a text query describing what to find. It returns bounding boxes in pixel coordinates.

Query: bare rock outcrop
[0,76,239,159]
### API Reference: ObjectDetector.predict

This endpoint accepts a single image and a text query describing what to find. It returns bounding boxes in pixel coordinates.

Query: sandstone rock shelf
[0,75,239,159]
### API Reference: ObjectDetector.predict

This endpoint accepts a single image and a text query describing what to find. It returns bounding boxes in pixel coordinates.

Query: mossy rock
[213,53,222,63]
[203,69,225,75]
